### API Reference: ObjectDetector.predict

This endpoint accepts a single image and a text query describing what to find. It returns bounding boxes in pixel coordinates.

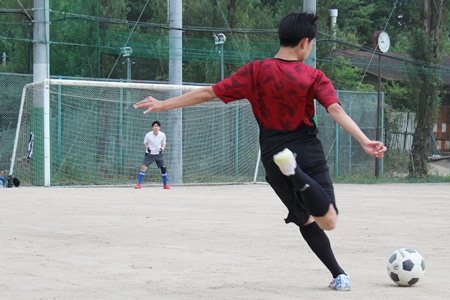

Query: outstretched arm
[134,86,217,114]
[327,103,387,158]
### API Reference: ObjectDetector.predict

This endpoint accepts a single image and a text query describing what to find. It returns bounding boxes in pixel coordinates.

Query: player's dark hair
[278,11,318,47]
[152,120,161,127]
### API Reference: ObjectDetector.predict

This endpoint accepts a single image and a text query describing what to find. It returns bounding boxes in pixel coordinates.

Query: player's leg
[265,173,349,290]
[300,218,350,290]
[136,154,154,189]
[160,165,169,189]
[156,156,169,189]
[273,148,337,230]
[298,160,350,290]
[136,165,147,188]
[266,146,349,290]
[300,218,345,277]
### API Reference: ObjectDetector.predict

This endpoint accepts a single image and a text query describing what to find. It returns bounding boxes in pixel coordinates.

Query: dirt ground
[429,157,450,176]
[1,183,449,300]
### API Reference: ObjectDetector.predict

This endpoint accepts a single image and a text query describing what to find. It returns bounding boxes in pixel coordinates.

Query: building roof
[332,50,450,86]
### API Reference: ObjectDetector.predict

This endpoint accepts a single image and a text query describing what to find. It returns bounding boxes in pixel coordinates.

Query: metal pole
[33,0,50,87]
[120,47,132,177]
[33,0,50,186]
[303,0,317,125]
[168,0,183,184]
[127,57,131,82]
[303,0,317,14]
[375,54,381,177]
[303,0,316,68]
[213,33,226,80]
[330,9,338,50]
[220,43,224,80]
[124,53,133,105]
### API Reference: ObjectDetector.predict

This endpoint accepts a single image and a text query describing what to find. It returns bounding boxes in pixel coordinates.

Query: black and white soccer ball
[387,248,425,286]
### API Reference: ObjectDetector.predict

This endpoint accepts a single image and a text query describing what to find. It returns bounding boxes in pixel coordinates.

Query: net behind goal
[11,79,264,186]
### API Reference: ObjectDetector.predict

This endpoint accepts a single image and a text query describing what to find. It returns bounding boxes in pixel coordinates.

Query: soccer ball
[386,248,425,286]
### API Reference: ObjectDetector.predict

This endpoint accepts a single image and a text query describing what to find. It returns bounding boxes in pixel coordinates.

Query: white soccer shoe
[329,274,351,291]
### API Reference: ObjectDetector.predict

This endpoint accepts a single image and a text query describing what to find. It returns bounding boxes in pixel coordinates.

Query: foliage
[382,79,409,110]
[405,0,446,177]
[383,103,406,150]
[1,1,449,81]
[382,148,410,177]
[318,55,374,91]
[0,0,33,73]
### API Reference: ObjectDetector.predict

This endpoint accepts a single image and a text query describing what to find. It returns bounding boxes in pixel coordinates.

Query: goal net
[11,79,264,186]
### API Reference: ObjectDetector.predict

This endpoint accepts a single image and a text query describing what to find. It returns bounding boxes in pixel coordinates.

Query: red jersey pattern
[211,58,340,131]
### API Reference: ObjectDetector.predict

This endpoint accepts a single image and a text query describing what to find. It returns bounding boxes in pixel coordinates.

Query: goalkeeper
[135,120,170,189]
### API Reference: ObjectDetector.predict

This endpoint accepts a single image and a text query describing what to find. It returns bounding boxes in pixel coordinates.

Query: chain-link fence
[1,73,383,186]
[0,73,32,175]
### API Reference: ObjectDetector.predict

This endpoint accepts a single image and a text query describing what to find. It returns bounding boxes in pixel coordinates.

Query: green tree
[382,80,409,111]
[406,0,448,177]
[50,0,128,78]
[0,0,33,74]
[318,56,374,91]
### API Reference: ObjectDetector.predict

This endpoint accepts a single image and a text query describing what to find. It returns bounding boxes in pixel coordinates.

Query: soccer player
[135,120,170,189]
[134,12,386,290]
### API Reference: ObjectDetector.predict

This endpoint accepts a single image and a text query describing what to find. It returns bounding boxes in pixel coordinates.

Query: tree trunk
[410,104,431,177]
[409,0,443,177]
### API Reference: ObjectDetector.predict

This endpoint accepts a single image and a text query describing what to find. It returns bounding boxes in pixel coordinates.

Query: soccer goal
[10,79,264,186]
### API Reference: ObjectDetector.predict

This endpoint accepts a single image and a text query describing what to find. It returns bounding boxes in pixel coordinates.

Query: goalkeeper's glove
[159,147,164,154]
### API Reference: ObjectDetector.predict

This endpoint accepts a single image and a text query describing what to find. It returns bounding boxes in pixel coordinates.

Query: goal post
[11,79,264,186]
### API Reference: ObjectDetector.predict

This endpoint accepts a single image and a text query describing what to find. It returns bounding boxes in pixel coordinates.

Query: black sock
[289,168,331,217]
[300,222,345,278]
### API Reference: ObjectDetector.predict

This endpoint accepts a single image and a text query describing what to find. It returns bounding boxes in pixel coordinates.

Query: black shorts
[142,153,165,168]
[260,126,337,227]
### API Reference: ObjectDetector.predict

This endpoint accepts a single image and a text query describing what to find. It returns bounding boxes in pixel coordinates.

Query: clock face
[378,31,390,53]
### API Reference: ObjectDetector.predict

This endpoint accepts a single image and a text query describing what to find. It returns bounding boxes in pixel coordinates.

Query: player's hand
[134,96,164,114]
[159,148,164,154]
[361,141,387,158]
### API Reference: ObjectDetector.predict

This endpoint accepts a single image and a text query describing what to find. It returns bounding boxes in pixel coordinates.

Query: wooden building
[333,50,450,152]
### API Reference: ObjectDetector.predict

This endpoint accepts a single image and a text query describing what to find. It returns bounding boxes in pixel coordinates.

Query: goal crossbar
[48,79,204,91]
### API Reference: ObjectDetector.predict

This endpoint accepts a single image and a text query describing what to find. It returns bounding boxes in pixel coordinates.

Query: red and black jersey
[212,58,340,131]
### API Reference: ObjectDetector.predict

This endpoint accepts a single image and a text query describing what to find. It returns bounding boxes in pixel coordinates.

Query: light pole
[121,46,134,106]
[213,33,232,174]
[372,31,390,177]
[330,9,338,50]
[213,33,226,80]
[121,47,133,82]
[120,46,133,175]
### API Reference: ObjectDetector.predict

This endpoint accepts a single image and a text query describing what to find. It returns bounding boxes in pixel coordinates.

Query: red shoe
[135,183,141,189]
[163,184,170,189]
